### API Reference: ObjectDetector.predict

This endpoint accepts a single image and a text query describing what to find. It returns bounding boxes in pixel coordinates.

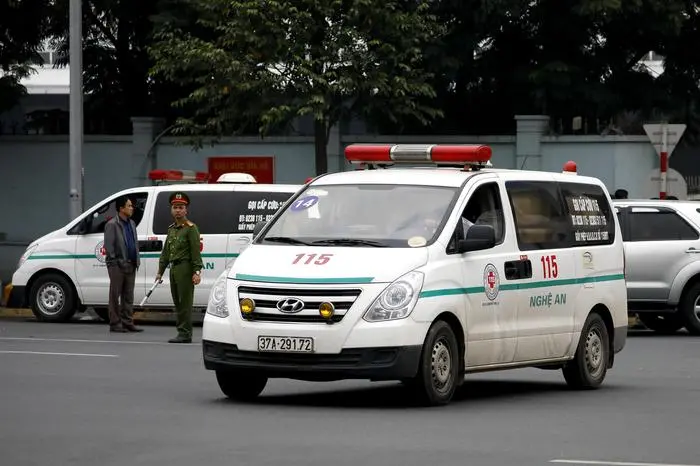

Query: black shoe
[110,326,128,333]
[124,324,144,333]
[168,335,192,343]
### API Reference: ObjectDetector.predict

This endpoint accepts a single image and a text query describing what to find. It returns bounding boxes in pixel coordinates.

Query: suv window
[505,181,570,250]
[69,192,148,235]
[559,182,615,246]
[152,190,294,234]
[628,208,699,241]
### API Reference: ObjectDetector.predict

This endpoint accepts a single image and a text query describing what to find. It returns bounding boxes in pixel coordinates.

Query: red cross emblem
[487,271,496,289]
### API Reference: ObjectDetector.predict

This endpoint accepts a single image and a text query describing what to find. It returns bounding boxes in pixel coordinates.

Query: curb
[0,307,204,324]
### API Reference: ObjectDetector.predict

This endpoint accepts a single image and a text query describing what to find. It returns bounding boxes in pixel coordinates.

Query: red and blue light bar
[344,144,493,166]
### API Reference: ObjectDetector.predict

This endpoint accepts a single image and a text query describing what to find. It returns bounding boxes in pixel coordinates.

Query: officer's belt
[171,259,191,266]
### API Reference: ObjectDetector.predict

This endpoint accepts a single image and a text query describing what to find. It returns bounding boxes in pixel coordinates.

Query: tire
[215,370,268,401]
[679,282,700,335]
[563,312,610,389]
[407,320,460,406]
[94,307,109,323]
[638,313,683,334]
[29,273,77,322]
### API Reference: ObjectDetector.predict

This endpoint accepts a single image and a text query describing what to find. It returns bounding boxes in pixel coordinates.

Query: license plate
[257,336,314,353]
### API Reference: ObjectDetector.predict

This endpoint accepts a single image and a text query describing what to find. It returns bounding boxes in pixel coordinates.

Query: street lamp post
[69,0,83,220]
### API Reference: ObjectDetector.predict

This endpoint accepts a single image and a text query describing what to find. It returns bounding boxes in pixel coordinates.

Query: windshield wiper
[262,236,313,245]
[311,238,389,247]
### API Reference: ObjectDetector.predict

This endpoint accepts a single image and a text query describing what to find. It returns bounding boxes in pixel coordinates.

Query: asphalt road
[1,319,699,466]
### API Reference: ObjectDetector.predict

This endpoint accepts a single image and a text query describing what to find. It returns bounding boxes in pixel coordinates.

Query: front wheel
[215,370,268,401]
[29,274,77,322]
[563,312,610,389]
[407,320,460,406]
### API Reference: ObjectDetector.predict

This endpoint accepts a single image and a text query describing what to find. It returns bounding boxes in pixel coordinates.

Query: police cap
[169,192,190,206]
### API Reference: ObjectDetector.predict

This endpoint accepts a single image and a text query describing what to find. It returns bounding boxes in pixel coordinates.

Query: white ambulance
[7,170,302,322]
[201,145,628,406]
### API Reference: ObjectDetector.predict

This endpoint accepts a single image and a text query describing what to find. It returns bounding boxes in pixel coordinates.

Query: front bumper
[202,340,422,382]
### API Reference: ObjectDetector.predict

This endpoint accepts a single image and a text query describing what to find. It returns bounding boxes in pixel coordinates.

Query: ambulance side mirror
[457,224,496,253]
[252,221,268,238]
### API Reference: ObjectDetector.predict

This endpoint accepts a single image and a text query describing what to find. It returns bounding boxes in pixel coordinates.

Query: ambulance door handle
[685,248,700,254]
[504,260,532,280]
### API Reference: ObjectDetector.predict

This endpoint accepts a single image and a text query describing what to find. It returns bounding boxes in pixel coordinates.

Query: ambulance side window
[152,191,234,234]
[229,191,296,234]
[68,193,148,235]
[559,182,616,246]
[505,181,570,251]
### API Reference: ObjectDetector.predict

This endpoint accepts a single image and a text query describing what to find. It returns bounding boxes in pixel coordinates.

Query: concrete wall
[0,114,683,283]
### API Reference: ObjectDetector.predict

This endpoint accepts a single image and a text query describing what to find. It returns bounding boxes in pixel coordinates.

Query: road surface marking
[551,460,700,466]
[0,337,190,346]
[0,350,118,357]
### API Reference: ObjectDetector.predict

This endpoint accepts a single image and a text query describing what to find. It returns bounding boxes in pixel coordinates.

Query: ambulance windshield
[259,184,459,248]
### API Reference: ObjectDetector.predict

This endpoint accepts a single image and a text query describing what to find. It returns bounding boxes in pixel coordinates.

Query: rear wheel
[638,313,683,334]
[29,274,77,322]
[407,320,460,406]
[563,312,610,389]
[679,282,700,335]
[215,370,268,401]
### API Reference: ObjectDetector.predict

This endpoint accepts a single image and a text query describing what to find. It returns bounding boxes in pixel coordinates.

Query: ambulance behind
[201,144,628,406]
[6,170,302,322]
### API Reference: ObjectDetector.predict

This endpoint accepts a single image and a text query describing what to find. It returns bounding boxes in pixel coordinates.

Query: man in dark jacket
[104,196,143,333]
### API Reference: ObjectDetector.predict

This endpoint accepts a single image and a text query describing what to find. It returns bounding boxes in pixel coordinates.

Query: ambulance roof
[311,167,604,189]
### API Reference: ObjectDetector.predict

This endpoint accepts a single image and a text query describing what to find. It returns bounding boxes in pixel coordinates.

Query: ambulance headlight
[206,272,229,318]
[363,271,424,322]
[18,244,37,268]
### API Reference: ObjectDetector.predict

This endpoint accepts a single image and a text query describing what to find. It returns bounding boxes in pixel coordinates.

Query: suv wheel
[680,282,700,335]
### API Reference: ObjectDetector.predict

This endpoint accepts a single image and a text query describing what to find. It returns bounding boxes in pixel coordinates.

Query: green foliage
[0,0,51,114]
[149,0,444,151]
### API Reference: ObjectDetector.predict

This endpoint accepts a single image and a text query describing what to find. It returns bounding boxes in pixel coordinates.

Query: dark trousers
[170,262,194,338]
[107,263,136,328]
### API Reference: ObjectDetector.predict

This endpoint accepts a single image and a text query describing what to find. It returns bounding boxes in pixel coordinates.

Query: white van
[7,171,302,322]
[201,145,628,406]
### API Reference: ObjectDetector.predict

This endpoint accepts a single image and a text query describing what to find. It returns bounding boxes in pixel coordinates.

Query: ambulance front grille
[236,286,362,323]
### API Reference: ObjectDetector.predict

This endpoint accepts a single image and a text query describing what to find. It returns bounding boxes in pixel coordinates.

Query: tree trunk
[314,119,329,176]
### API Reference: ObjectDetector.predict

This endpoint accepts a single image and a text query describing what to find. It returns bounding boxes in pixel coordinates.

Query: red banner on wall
[207,156,275,184]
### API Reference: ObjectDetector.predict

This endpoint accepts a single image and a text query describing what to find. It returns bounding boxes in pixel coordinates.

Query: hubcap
[585,327,604,378]
[692,295,700,323]
[431,337,452,393]
[37,283,65,316]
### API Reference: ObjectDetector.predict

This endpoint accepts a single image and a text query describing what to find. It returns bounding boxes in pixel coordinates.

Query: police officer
[155,192,203,343]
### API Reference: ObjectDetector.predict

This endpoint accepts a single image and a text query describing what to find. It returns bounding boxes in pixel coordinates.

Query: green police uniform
[157,192,203,343]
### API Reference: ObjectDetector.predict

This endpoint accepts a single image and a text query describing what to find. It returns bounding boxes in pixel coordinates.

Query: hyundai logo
[276,298,305,314]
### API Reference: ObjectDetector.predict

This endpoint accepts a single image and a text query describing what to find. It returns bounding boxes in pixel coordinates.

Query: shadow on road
[213,378,608,410]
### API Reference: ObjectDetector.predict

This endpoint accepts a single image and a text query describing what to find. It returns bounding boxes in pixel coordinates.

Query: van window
[69,192,148,235]
[152,190,294,235]
[230,191,296,233]
[505,181,570,250]
[559,182,615,246]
